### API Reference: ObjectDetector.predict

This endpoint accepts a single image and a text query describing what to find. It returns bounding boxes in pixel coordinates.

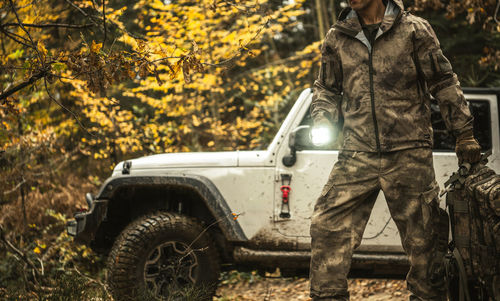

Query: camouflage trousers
[310,148,447,301]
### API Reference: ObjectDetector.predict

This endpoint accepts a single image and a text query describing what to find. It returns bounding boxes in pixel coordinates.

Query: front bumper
[67,195,108,245]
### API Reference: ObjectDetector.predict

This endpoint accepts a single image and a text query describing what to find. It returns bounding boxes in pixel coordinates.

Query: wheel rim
[143,241,198,297]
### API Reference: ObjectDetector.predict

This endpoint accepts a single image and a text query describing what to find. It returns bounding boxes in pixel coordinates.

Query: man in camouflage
[309,0,481,300]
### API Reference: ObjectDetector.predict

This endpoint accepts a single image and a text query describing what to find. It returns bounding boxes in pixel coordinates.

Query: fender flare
[95,174,247,242]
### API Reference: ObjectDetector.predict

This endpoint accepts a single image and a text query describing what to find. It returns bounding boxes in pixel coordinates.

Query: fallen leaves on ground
[215,276,411,300]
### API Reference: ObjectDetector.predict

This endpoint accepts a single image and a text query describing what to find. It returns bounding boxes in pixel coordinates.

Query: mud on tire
[106,212,220,300]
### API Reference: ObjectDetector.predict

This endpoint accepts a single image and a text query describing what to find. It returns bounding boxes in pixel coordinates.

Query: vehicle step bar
[233,246,409,268]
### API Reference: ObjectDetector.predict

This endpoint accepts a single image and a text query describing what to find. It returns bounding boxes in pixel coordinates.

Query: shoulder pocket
[430,49,452,76]
[320,45,342,91]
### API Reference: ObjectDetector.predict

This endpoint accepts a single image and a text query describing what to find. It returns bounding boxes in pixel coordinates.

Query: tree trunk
[315,0,326,39]
[322,0,330,31]
[329,0,337,25]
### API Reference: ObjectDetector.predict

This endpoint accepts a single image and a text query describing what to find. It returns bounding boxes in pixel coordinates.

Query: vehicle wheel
[106,212,220,300]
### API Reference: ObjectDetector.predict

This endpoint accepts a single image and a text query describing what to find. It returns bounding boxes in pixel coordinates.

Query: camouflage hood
[336,0,404,49]
[310,0,473,152]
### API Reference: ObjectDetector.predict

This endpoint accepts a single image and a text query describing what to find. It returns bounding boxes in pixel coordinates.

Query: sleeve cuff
[312,111,332,126]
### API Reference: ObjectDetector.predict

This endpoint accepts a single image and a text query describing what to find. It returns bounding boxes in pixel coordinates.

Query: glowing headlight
[311,126,332,146]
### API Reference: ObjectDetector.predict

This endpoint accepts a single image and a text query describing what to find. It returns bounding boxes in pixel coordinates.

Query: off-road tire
[106,212,220,300]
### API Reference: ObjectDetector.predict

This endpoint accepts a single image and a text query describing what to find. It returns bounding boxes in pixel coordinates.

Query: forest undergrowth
[0,166,112,300]
[0,166,267,300]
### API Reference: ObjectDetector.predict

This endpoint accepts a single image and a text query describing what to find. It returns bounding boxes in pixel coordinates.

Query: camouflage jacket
[311,0,473,152]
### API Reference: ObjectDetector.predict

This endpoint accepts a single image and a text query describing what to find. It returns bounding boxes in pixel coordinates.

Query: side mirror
[282,125,311,167]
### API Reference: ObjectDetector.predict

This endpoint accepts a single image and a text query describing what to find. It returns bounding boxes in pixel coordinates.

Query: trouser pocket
[420,183,449,288]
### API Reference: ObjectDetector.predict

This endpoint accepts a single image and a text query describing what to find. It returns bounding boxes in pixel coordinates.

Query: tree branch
[0,71,47,101]
[1,22,94,29]
[64,0,89,17]
[2,178,26,196]
[0,224,41,279]
[72,267,113,299]
[102,0,107,45]
[8,0,42,61]
[43,77,94,137]
[203,17,270,67]
[0,28,35,49]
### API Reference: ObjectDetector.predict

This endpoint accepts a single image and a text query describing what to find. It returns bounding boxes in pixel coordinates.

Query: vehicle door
[273,91,499,252]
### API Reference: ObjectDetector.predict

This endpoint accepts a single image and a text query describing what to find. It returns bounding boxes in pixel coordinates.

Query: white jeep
[68,87,500,299]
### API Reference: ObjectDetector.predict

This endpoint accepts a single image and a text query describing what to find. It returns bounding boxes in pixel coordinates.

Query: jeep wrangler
[68,87,500,299]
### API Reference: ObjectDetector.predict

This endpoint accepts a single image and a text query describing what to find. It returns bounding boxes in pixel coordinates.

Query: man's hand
[311,117,335,146]
[455,130,481,164]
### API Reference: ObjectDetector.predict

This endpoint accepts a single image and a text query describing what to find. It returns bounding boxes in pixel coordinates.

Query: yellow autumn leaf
[192,115,201,126]
[118,34,138,49]
[0,0,320,172]
[90,41,103,53]
[37,41,47,58]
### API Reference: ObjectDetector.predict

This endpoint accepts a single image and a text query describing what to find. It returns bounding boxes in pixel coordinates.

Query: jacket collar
[335,0,403,40]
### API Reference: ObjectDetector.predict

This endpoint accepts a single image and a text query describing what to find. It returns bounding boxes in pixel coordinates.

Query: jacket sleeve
[310,29,343,125]
[413,18,473,137]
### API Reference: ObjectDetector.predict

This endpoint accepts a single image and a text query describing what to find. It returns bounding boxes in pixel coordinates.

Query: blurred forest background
[1,0,499,299]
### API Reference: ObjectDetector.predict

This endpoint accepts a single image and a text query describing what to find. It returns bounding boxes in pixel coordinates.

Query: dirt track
[216,276,411,300]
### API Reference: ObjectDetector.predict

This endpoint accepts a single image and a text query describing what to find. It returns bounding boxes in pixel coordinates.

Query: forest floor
[215,276,410,300]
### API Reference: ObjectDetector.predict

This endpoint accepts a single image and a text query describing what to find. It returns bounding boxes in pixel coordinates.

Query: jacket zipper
[368,45,381,155]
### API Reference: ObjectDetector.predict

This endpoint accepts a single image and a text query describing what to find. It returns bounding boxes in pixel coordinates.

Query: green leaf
[7,49,24,60]
[52,62,67,72]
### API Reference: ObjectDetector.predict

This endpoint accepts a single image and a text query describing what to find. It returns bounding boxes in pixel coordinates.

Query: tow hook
[280,174,292,218]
